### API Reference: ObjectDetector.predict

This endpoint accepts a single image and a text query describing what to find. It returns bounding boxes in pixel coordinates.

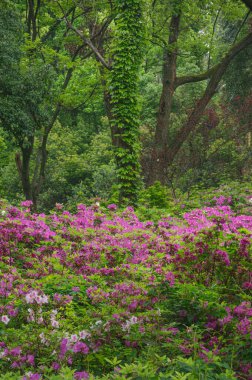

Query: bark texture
[148,14,180,184]
[148,25,252,185]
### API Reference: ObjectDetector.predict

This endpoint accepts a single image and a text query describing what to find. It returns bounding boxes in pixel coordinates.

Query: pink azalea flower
[72,342,89,354]
[74,371,89,379]
[1,315,10,325]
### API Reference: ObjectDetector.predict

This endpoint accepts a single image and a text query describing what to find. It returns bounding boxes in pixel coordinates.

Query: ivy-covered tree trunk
[110,0,144,205]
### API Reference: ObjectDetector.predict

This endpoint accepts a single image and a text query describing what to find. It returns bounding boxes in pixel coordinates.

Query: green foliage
[0,4,55,146]
[110,0,145,206]
[139,181,171,208]
[91,355,237,379]
[0,0,251,213]
[0,195,251,378]
[135,180,252,222]
[39,126,115,210]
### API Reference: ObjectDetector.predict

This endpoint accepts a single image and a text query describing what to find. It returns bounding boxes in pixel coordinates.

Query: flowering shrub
[137,181,252,222]
[0,200,251,379]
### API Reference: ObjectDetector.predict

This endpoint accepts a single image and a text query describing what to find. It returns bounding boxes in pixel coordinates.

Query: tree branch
[175,65,218,87]
[67,84,99,111]
[233,10,251,43]
[95,15,114,43]
[69,26,112,70]
[168,31,252,163]
[175,30,252,88]
[208,8,221,69]
[57,2,111,70]
[34,0,41,19]
[41,7,75,43]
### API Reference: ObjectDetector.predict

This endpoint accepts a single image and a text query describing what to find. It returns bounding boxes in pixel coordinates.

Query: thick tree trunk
[148,14,180,185]
[168,31,252,165]
[148,27,252,185]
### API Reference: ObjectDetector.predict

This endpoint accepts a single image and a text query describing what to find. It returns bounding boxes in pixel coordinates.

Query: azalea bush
[136,181,252,222]
[0,198,251,379]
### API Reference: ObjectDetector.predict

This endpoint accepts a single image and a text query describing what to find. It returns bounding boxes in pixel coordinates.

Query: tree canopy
[0,0,252,208]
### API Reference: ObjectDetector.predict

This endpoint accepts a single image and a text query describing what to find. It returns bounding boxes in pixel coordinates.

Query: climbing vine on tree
[110,0,144,205]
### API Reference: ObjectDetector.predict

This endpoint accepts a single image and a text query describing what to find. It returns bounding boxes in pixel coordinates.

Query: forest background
[0,0,252,211]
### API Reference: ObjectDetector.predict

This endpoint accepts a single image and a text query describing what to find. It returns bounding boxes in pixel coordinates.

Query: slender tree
[0,0,112,209]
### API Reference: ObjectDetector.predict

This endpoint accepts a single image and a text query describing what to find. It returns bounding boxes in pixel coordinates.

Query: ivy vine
[110,0,144,206]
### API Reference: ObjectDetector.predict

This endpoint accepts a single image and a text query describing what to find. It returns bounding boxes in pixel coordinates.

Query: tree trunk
[148,14,180,185]
[21,148,32,200]
[98,64,116,146]
[27,0,40,41]
[30,67,74,207]
[148,25,252,185]
[31,103,61,205]
[15,136,34,202]
[167,31,252,165]
[109,0,144,205]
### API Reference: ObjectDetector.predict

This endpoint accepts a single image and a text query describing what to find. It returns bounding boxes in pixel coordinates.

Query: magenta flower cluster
[0,201,251,378]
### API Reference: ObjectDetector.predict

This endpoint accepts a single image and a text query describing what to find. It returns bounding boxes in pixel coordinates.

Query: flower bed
[0,201,251,379]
